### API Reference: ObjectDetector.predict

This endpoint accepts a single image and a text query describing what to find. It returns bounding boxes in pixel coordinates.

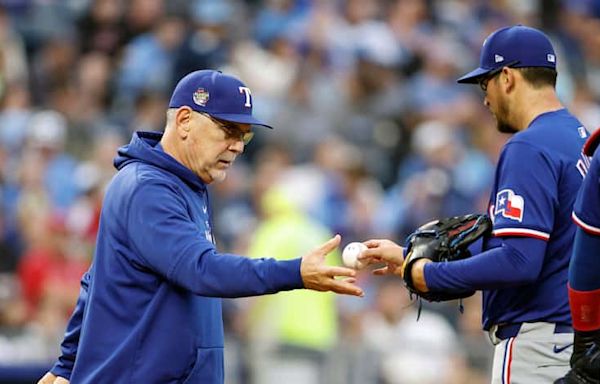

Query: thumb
[55,378,70,384]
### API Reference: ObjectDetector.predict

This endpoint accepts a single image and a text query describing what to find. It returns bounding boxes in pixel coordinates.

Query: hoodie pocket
[181,347,224,384]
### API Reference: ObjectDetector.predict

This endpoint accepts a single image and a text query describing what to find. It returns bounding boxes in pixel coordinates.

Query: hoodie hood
[114,131,207,191]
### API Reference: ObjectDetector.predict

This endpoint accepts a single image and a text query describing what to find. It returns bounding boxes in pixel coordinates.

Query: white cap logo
[494,54,504,63]
[547,54,555,63]
[239,86,252,108]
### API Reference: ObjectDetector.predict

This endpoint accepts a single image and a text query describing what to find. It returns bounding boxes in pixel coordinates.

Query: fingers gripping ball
[342,242,367,269]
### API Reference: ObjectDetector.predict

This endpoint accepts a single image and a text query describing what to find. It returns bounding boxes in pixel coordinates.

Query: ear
[502,67,516,93]
[175,107,193,138]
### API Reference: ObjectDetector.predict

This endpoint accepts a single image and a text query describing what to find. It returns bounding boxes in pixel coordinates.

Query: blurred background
[0,0,599,383]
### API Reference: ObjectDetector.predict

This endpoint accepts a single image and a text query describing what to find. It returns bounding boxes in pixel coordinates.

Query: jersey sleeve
[126,181,304,297]
[424,236,547,291]
[50,271,91,380]
[490,141,557,240]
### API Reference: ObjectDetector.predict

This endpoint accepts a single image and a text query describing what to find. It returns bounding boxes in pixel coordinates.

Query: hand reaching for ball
[300,234,364,297]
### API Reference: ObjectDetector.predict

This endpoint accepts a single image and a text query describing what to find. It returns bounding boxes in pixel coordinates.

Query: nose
[229,140,244,154]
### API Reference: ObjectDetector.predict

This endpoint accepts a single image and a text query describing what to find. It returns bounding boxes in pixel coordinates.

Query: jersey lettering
[576,152,591,178]
[239,86,252,107]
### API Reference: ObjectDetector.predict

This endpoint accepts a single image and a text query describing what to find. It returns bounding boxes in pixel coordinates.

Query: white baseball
[342,242,367,269]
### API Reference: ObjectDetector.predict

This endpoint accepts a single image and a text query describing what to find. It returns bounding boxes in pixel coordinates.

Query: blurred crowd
[0,0,600,383]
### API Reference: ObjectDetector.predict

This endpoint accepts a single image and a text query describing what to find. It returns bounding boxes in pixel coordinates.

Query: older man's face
[183,111,252,184]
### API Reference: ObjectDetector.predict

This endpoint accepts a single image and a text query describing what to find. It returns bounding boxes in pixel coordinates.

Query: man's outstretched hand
[301,235,364,297]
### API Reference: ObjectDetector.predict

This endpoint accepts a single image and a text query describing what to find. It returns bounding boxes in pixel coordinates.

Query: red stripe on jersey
[572,212,600,236]
[492,228,550,240]
[504,337,514,384]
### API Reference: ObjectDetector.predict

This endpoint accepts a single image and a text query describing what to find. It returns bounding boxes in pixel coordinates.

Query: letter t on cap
[239,87,251,107]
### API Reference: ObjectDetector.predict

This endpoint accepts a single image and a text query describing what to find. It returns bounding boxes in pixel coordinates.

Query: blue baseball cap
[457,25,557,84]
[169,69,273,128]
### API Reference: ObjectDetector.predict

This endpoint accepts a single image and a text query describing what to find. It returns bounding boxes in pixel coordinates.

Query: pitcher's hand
[359,239,405,276]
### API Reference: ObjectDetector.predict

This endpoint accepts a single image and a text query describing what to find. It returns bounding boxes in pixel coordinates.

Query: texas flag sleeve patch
[495,189,524,222]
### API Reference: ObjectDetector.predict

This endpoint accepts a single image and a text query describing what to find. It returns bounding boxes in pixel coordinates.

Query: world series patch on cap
[457,25,557,84]
[169,69,273,129]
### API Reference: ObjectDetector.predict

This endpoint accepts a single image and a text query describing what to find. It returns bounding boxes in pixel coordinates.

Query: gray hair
[166,108,177,125]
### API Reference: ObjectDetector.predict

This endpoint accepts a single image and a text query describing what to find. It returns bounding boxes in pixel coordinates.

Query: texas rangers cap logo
[193,88,209,106]
[495,189,524,222]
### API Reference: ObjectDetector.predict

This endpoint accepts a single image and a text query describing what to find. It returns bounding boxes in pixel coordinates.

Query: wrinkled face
[182,110,253,184]
[480,70,518,134]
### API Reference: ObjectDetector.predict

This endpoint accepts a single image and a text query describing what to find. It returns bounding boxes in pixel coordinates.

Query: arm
[421,236,547,291]
[358,236,546,292]
[39,271,91,383]
[567,227,600,364]
[556,136,600,383]
[127,182,362,297]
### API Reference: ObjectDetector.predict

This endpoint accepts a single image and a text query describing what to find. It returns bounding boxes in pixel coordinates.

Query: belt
[495,323,573,340]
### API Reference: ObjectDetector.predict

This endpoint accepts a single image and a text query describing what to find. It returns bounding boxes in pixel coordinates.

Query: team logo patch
[193,88,209,106]
[495,189,524,222]
[494,54,504,63]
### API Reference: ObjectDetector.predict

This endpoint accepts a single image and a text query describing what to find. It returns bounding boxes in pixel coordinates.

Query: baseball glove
[402,213,492,302]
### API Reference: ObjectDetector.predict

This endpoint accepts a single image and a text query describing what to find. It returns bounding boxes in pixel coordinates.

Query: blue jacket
[51,131,304,383]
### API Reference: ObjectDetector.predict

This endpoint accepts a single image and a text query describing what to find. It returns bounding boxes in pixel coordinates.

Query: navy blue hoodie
[50,131,303,383]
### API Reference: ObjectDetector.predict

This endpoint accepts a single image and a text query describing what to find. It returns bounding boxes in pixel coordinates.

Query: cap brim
[456,67,491,84]
[210,113,273,129]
